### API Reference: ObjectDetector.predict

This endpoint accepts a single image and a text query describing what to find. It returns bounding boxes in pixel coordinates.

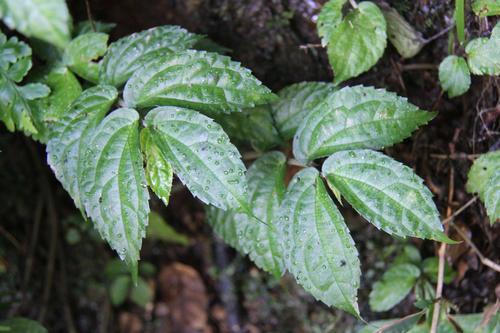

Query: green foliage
[147,211,189,245]
[106,260,154,307]
[0,317,47,333]
[466,151,500,224]
[0,0,72,48]
[123,50,276,112]
[439,55,471,98]
[293,86,435,162]
[465,23,500,76]
[318,1,387,84]
[472,0,500,17]
[206,205,241,250]
[63,32,109,82]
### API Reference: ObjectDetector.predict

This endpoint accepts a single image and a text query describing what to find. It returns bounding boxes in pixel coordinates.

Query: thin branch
[349,0,358,9]
[442,196,479,225]
[401,64,438,71]
[299,43,322,50]
[84,0,96,32]
[0,225,23,253]
[423,25,454,44]
[430,153,480,161]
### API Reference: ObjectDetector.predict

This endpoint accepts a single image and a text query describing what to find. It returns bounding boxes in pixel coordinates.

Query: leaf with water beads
[144,106,249,211]
[79,108,150,280]
[278,167,361,316]
[322,149,453,242]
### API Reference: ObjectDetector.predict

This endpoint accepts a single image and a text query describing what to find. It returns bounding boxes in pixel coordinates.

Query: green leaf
[29,66,82,143]
[451,312,499,333]
[141,128,173,207]
[110,275,131,306]
[439,55,471,98]
[147,211,189,245]
[206,205,241,250]
[472,0,500,17]
[322,149,451,242]
[466,23,500,76]
[0,318,47,333]
[369,263,420,311]
[123,50,276,113]
[19,83,50,100]
[318,1,387,84]
[75,20,116,35]
[393,245,422,265]
[99,25,202,87]
[466,151,500,224]
[79,108,150,279]
[47,85,119,211]
[64,32,109,83]
[211,105,283,151]
[293,86,435,162]
[271,82,336,139]
[130,277,153,307]
[357,312,424,333]
[0,0,72,48]
[279,167,361,316]
[380,4,425,59]
[144,106,248,211]
[235,152,287,277]
[422,257,455,284]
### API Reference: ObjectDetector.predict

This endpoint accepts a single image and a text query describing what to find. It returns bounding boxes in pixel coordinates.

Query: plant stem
[455,0,465,44]
[85,0,96,32]
[349,0,358,9]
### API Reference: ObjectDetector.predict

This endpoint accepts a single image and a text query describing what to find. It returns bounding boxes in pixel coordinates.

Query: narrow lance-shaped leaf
[318,1,387,84]
[99,25,203,87]
[278,167,361,316]
[124,50,276,113]
[205,205,241,251]
[140,128,173,207]
[293,86,435,162]
[271,82,336,140]
[235,152,287,277]
[0,0,72,48]
[144,106,248,211]
[64,32,109,83]
[79,108,150,278]
[439,55,471,98]
[47,85,118,212]
[322,149,452,242]
[369,263,420,312]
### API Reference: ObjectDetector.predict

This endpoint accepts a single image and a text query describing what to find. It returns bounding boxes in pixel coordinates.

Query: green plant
[0,0,497,323]
[106,260,155,307]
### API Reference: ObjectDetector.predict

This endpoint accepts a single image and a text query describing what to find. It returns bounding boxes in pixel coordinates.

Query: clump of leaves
[106,260,155,307]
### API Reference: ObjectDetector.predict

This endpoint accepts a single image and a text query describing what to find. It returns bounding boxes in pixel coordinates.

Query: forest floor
[0,0,498,332]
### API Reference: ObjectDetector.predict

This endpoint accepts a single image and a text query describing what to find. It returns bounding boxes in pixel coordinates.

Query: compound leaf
[144,106,248,211]
[278,167,360,316]
[124,50,276,113]
[206,205,241,250]
[271,82,336,139]
[235,151,287,277]
[318,1,387,84]
[293,86,435,162]
[466,151,500,224]
[369,263,420,312]
[79,108,150,279]
[322,149,451,242]
[100,25,203,87]
[0,0,71,48]
[439,55,471,98]
[465,23,500,76]
[64,32,109,83]
[472,0,500,17]
[141,128,173,207]
[47,85,118,211]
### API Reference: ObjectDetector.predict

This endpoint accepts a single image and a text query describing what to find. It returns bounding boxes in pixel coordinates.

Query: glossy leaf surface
[439,55,471,98]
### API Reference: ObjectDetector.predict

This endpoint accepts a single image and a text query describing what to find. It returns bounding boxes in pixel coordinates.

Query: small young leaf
[99,26,203,87]
[19,83,50,100]
[318,1,387,84]
[141,128,173,207]
[465,23,500,76]
[123,50,276,113]
[293,86,435,162]
[64,32,109,83]
[322,150,450,242]
[369,263,420,312]
[422,257,455,283]
[279,167,361,316]
[472,0,500,17]
[211,105,283,151]
[0,0,72,48]
[144,106,248,211]
[451,312,500,333]
[271,82,336,139]
[393,245,422,265]
[79,108,150,278]
[110,275,131,306]
[0,317,47,333]
[205,205,241,250]
[47,85,119,211]
[130,277,153,307]
[380,4,425,59]
[75,20,116,35]
[147,211,189,245]
[235,151,287,278]
[439,55,471,98]
[466,151,500,224]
